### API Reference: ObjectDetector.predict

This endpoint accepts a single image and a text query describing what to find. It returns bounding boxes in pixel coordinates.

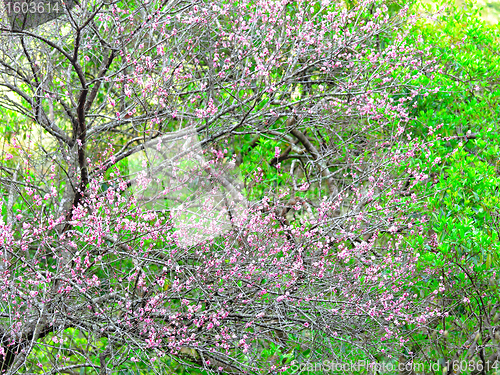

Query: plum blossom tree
[0,0,442,372]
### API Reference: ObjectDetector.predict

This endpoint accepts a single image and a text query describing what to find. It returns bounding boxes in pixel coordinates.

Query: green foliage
[404,0,500,366]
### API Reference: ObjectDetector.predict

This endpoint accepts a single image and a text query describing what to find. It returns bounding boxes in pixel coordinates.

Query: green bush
[404,0,500,368]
